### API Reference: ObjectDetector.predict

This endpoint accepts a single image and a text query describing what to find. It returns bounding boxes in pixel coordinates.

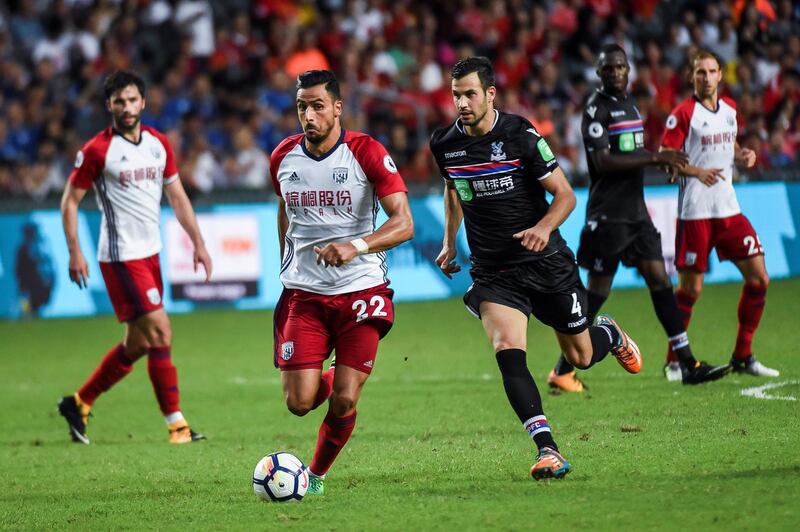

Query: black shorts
[464,248,589,335]
[577,220,663,276]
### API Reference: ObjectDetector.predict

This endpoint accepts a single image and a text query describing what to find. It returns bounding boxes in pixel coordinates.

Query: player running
[271,70,413,495]
[548,44,730,392]
[660,50,778,378]
[58,70,212,444]
[431,57,642,480]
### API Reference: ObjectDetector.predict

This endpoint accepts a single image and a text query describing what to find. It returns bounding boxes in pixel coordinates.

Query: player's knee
[492,338,523,352]
[123,344,148,362]
[680,282,702,300]
[746,273,769,291]
[148,324,172,347]
[689,284,703,299]
[329,392,358,417]
[286,398,313,417]
[644,273,672,291]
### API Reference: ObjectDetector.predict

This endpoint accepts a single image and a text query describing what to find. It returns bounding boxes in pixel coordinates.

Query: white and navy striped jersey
[68,125,179,262]
[270,130,407,295]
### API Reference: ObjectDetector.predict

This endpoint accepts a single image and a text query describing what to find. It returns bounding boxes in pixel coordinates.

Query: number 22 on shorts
[352,296,388,322]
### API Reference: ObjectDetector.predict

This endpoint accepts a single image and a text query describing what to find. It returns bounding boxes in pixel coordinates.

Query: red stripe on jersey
[269,134,304,197]
[68,128,113,189]
[720,95,737,110]
[445,159,522,171]
[142,125,178,179]
[345,131,408,199]
[661,97,696,150]
[608,119,644,131]
[69,126,179,189]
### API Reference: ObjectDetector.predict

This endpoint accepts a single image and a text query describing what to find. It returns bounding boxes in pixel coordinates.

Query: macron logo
[526,128,540,137]
[445,150,466,159]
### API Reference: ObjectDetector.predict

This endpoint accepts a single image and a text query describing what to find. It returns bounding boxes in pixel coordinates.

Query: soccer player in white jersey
[270,70,413,495]
[57,71,213,444]
[660,51,778,378]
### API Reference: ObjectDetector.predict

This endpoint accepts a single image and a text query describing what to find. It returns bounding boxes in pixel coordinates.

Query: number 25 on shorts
[352,296,388,323]
[743,235,763,256]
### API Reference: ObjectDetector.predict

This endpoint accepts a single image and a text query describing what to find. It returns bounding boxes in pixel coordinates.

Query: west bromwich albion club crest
[150,146,162,159]
[281,341,294,360]
[490,141,506,161]
[332,167,348,184]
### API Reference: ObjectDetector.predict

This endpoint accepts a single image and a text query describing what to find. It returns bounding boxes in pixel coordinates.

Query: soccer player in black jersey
[431,56,643,480]
[547,44,730,392]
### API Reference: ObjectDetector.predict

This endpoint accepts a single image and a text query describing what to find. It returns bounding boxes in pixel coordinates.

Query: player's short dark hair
[104,70,146,100]
[296,70,341,101]
[691,49,722,71]
[598,43,627,64]
[451,56,495,91]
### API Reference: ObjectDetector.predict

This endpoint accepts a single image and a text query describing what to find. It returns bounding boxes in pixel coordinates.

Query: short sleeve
[67,141,104,189]
[661,101,692,150]
[520,122,559,180]
[146,127,180,185]
[581,103,610,152]
[350,136,408,198]
[269,135,303,198]
[162,137,179,183]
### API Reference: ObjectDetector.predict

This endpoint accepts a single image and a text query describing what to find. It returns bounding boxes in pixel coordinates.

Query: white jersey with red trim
[270,130,407,295]
[662,96,740,220]
[68,125,179,262]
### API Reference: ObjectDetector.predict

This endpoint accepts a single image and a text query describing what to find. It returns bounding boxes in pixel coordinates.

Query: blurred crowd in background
[1,0,799,201]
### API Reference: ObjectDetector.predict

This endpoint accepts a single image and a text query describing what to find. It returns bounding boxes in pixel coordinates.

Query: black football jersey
[582,90,649,222]
[430,110,567,267]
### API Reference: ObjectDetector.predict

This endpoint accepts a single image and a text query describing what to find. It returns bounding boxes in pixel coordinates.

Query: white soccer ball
[252,452,309,502]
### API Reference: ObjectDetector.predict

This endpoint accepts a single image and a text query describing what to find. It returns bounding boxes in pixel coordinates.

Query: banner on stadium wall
[166,213,261,301]
[0,183,799,320]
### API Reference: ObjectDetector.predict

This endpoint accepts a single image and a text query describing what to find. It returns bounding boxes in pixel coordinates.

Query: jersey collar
[597,88,627,102]
[111,126,144,145]
[301,128,345,161]
[455,109,500,135]
[693,95,720,113]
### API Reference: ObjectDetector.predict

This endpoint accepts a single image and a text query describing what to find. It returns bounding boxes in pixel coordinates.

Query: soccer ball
[252,452,309,502]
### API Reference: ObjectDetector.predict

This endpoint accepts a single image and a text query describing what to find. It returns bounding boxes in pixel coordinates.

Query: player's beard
[460,106,487,127]
[115,113,141,132]
[700,85,717,99]
[304,122,333,145]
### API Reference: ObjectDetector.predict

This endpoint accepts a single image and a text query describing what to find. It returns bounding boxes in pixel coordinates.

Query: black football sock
[582,324,620,368]
[554,355,574,376]
[650,287,697,368]
[496,349,557,451]
[554,290,607,375]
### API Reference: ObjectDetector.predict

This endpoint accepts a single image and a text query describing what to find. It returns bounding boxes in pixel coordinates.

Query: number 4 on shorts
[571,293,582,316]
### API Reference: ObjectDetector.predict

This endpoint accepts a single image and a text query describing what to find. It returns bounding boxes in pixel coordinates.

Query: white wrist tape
[350,238,369,255]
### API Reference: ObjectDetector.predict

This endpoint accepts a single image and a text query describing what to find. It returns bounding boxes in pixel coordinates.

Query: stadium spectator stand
[0,0,798,203]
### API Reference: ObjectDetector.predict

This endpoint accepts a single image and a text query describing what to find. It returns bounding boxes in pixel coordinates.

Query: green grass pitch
[2,279,799,530]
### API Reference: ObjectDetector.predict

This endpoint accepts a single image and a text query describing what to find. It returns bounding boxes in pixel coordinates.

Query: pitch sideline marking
[740,380,799,402]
